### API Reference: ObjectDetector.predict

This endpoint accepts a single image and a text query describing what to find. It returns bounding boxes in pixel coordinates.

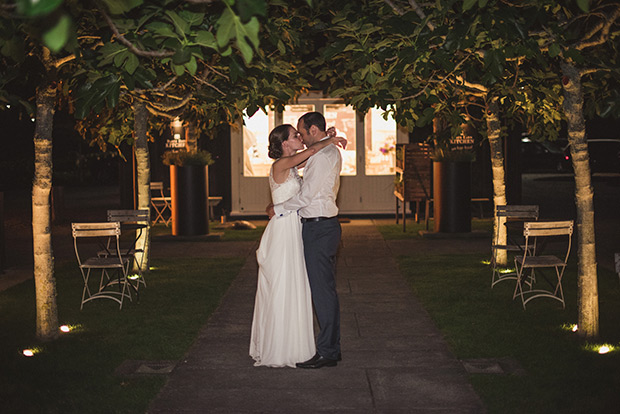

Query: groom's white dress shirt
[273,137,342,219]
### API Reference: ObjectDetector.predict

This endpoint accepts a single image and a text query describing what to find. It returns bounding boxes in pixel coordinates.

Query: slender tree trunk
[487,97,508,265]
[32,49,59,341]
[133,100,151,271]
[561,61,599,339]
[186,121,199,151]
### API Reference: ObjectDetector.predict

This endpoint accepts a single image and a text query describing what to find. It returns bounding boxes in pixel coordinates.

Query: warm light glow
[572,325,578,332]
[22,349,34,357]
[480,260,491,265]
[149,266,158,271]
[500,268,515,274]
[598,346,610,354]
[59,325,70,333]
[171,117,183,129]
[30,117,36,122]
[127,274,141,280]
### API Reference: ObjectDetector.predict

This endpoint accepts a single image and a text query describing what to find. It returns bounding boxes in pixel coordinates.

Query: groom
[268,111,342,369]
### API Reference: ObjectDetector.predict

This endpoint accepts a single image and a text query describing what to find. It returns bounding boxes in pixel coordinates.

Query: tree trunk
[186,121,199,151]
[487,97,508,265]
[133,100,151,272]
[561,61,599,339]
[32,50,59,341]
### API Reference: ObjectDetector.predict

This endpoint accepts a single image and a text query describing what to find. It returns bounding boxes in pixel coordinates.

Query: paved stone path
[148,220,485,413]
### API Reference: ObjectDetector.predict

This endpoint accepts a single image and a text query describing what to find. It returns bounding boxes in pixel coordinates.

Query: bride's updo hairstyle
[268,124,294,159]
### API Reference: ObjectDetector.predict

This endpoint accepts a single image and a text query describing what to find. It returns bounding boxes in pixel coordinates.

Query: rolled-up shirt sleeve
[273,147,338,217]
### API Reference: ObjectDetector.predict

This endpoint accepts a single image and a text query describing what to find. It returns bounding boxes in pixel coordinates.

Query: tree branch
[194,76,226,96]
[53,54,76,68]
[382,0,404,15]
[575,6,620,50]
[99,7,175,58]
[408,0,435,31]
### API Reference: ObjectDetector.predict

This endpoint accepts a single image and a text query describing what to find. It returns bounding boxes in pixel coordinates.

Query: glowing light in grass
[149,266,158,271]
[480,260,491,265]
[499,268,516,274]
[583,343,616,354]
[59,324,82,333]
[560,323,578,333]
[127,274,141,280]
[22,347,42,357]
[598,346,611,354]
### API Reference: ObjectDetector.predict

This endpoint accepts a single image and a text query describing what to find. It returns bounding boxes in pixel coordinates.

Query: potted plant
[162,149,215,236]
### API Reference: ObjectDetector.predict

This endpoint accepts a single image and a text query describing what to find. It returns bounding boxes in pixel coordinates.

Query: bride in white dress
[250,124,345,368]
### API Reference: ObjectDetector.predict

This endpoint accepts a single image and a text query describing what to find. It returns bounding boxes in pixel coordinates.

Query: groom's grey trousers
[302,217,341,360]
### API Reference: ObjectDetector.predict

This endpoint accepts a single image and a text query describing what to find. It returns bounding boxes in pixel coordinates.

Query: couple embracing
[249,112,345,369]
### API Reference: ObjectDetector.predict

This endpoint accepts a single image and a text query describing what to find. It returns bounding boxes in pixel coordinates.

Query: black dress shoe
[296,353,337,369]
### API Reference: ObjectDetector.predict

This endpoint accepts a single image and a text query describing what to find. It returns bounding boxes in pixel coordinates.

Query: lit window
[283,104,315,127]
[324,104,356,176]
[365,108,396,176]
[243,110,276,177]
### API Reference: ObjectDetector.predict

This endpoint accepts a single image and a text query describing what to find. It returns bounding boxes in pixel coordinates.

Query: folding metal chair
[491,205,539,287]
[72,222,132,310]
[98,209,149,290]
[513,220,574,309]
[150,182,172,226]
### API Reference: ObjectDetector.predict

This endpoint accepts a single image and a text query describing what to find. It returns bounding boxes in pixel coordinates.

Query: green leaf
[172,63,185,76]
[179,11,205,27]
[124,53,139,75]
[277,40,285,55]
[172,47,192,65]
[75,75,120,118]
[243,17,260,48]
[16,0,63,17]
[146,22,177,38]
[195,30,217,49]
[463,0,477,12]
[101,0,143,15]
[98,42,127,66]
[165,10,190,36]
[237,0,267,22]
[185,56,197,75]
[216,8,235,48]
[549,43,561,58]
[237,37,253,64]
[576,0,589,13]
[113,49,129,67]
[42,14,71,52]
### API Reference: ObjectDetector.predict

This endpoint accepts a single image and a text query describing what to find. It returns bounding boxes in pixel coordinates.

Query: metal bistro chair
[72,222,132,310]
[513,220,574,309]
[150,182,172,226]
[491,205,539,287]
[99,209,149,290]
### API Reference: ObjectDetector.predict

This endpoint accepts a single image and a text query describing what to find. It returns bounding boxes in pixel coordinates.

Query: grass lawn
[380,220,620,413]
[377,217,493,239]
[0,224,260,413]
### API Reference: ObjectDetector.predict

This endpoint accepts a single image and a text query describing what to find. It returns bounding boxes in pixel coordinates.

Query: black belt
[301,216,336,223]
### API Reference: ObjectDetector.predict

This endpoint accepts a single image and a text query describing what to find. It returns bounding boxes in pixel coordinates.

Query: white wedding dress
[249,167,316,367]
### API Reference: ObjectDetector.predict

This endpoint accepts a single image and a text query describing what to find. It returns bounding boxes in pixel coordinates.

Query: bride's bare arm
[274,136,347,174]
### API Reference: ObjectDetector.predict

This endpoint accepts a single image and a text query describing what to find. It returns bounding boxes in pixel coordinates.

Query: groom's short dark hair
[299,112,326,133]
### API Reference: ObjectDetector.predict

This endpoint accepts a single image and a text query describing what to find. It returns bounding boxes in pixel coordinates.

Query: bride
[249,124,345,368]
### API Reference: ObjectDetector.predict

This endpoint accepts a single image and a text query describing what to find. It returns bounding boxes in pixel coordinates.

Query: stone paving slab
[147,221,486,413]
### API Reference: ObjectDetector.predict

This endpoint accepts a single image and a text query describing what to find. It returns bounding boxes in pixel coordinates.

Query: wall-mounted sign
[166,138,186,149]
